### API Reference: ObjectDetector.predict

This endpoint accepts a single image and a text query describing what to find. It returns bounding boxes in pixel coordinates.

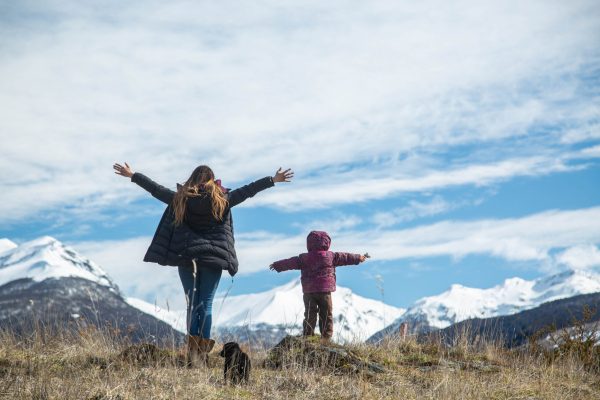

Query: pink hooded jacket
[270,231,362,293]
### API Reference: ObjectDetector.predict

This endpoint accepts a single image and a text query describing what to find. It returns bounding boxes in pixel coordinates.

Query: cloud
[580,145,600,158]
[560,123,600,144]
[243,206,600,271]
[373,196,454,227]
[293,207,600,266]
[73,206,600,306]
[293,214,363,235]
[555,245,600,270]
[73,237,186,309]
[248,154,584,210]
[0,0,598,222]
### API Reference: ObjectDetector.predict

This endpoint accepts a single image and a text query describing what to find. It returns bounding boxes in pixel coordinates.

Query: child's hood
[306,231,331,251]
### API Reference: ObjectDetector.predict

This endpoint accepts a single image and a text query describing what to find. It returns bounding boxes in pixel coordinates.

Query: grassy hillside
[0,325,598,400]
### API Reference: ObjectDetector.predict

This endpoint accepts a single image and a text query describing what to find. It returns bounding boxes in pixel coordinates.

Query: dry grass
[0,326,599,400]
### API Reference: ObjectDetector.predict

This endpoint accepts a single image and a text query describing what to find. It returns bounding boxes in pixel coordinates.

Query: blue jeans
[178,261,222,338]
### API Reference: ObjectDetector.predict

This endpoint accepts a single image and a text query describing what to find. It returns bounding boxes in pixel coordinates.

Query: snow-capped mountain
[211,278,405,344]
[0,236,117,291]
[124,278,406,345]
[433,292,600,348]
[0,237,183,344]
[0,239,17,254]
[368,268,600,342]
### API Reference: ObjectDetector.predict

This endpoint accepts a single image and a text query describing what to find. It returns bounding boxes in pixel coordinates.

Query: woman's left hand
[113,162,134,178]
[273,167,294,183]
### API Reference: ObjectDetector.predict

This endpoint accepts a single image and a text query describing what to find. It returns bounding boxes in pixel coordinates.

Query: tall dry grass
[0,323,599,400]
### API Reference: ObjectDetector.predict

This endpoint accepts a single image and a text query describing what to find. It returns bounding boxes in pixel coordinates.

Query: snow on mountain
[125,297,187,333]
[0,237,184,344]
[0,236,118,292]
[369,268,600,342]
[212,278,406,343]
[0,239,17,254]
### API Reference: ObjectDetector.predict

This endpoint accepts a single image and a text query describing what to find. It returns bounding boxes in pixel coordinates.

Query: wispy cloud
[0,1,598,222]
[248,154,588,210]
[373,196,455,228]
[73,237,186,309]
[560,123,600,144]
[555,245,600,270]
[580,145,600,158]
[264,207,600,270]
[293,214,363,235]
[335,207,600,264]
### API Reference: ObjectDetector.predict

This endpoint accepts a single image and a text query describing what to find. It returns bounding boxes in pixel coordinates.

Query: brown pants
[302,292,333,339]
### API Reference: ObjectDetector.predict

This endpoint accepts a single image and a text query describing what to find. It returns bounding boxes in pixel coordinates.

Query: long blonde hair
[172,165,228,225]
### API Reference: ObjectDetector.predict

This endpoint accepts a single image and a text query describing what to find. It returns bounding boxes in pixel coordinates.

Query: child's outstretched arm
[333,252,367,267]
[269,256,302,272]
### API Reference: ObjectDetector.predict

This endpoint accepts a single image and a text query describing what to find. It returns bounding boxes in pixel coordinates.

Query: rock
[118,343,181,366]
[264,335,386,375]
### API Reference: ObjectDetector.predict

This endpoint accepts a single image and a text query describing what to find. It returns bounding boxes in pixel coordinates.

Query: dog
[219,342,251,384]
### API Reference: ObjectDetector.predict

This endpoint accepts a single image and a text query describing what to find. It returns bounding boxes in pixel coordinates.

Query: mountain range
[0,236,403,346]
[1,236,599,348]
[428,291,600,348]
[368,268,600,342]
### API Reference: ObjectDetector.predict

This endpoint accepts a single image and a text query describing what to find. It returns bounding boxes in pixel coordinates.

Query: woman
[113,162,293,365]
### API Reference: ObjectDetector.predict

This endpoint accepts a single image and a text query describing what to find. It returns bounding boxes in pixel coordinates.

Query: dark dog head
[219,342,241,358]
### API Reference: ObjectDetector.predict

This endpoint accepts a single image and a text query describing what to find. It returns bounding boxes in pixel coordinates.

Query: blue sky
[1,0,599,311]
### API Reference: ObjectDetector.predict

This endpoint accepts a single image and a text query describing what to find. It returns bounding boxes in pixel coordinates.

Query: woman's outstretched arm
[228,167,294,208]
[113,162,175,205]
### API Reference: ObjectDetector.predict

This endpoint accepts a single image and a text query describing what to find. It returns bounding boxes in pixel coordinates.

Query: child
[269,231,368,342]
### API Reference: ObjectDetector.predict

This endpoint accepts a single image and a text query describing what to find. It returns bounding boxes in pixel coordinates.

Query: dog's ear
[224,342,240,352]
[220,342,232,357]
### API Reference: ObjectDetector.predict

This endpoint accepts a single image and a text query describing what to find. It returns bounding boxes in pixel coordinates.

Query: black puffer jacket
[131,172,274,276]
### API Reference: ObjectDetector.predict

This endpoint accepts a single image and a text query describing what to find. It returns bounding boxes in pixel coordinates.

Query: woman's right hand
[113,162,134,178]
[273,167,294,183]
